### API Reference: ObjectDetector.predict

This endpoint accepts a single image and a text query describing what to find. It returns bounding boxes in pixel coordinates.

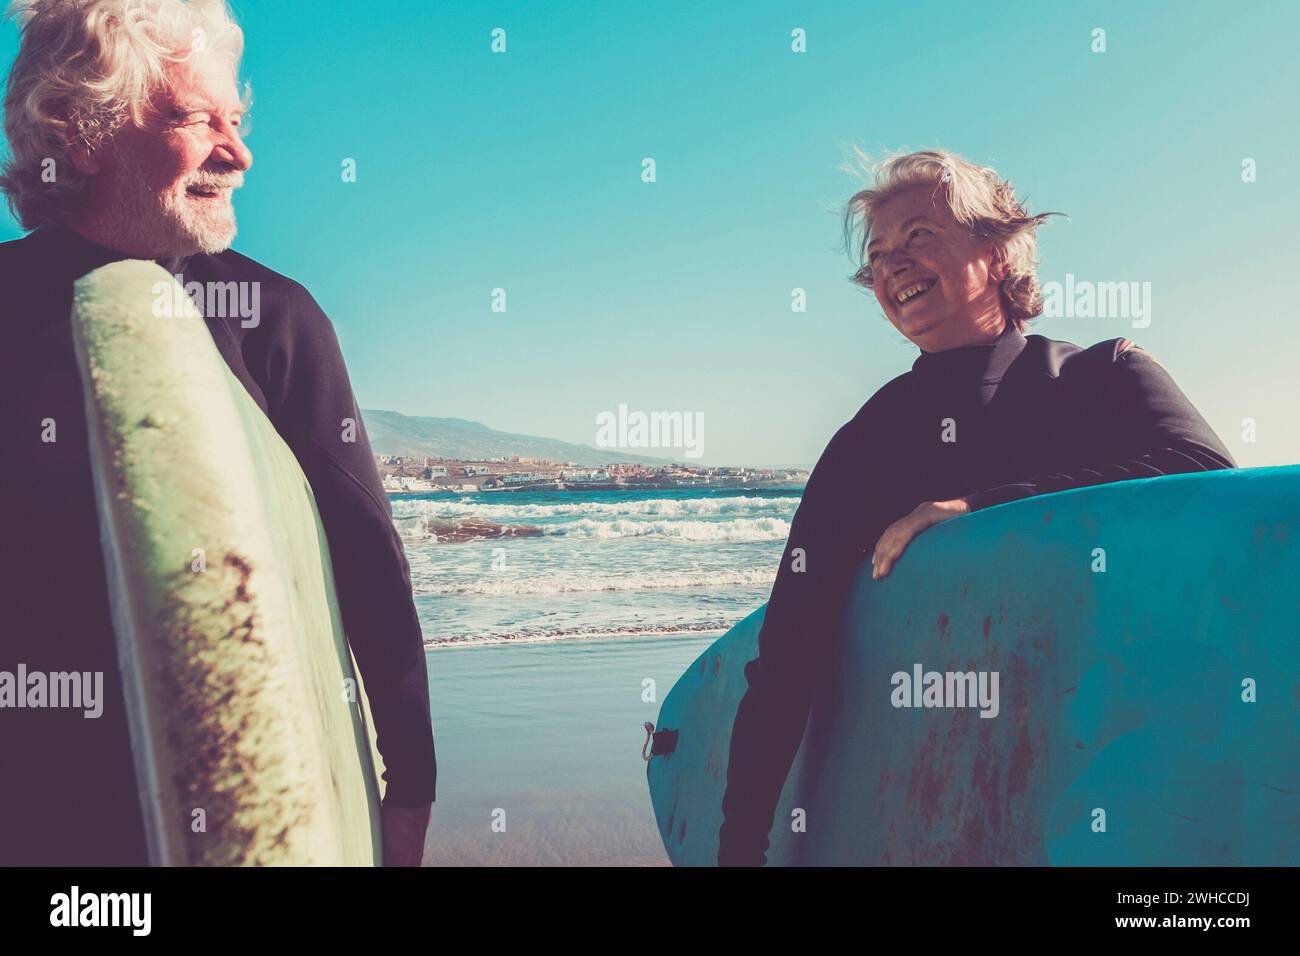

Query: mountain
[360,409,673,466]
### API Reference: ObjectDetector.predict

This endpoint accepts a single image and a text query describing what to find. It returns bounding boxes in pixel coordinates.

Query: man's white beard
[104,153,240,258]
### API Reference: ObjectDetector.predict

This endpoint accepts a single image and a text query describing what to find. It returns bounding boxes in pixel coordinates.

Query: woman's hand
[871,498,971,580]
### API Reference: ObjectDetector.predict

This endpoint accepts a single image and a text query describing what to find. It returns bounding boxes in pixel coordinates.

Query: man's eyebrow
[169,101,245,118]
[867,216,937,251]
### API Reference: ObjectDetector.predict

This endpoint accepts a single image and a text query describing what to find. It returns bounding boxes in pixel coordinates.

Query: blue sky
[3,0,1297,466]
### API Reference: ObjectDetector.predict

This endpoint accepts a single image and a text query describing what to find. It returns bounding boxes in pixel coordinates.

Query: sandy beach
[417,631,719,866]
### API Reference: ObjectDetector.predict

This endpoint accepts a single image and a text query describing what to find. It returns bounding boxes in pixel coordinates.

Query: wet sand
[416,631,719,866]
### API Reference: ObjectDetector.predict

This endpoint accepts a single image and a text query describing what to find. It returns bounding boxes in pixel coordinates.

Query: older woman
[718,149,1236,866]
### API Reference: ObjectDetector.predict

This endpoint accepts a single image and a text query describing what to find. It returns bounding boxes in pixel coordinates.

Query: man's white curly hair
[0,0,246,228]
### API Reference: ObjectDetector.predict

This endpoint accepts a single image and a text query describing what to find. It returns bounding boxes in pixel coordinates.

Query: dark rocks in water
[422,516,543,543]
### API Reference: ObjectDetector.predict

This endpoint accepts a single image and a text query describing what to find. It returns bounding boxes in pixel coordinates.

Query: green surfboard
[72,260,384,866]
[647,465,1300,865]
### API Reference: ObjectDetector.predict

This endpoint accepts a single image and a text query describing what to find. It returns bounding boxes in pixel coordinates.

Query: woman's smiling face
[867,184,1008,352]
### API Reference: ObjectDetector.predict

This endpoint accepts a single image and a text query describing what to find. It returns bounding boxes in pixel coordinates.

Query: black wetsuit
[717,324,1236,866]
[0,224,437,865]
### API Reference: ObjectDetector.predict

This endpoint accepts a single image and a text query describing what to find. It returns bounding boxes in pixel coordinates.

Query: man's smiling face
[866,184,1007,352]
[73,52,253,257]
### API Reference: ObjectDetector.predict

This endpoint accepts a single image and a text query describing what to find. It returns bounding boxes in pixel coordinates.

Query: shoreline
[422,625,729,651]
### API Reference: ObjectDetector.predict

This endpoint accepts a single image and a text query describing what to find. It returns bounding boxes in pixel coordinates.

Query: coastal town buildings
[376,454,808,494]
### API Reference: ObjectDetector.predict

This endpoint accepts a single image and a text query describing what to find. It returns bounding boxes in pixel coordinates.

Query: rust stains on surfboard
[892,630,1052,865]
[150,550,316,865]
[225,553,253,607]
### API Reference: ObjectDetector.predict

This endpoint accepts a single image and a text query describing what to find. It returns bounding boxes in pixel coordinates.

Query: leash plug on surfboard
[643,721,678,760]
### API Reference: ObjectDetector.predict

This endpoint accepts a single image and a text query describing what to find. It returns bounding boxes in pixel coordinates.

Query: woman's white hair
[842,148,1061,332]
[0,0,246,229]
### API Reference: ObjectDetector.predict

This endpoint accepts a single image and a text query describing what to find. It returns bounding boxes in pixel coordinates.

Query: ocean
[386,486,802,864]
[390,486,800,648]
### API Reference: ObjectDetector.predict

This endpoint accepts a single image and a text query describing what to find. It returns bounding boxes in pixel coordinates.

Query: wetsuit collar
[909,323,1028,406]
[911,323,1026,383]
[37,222,194,278]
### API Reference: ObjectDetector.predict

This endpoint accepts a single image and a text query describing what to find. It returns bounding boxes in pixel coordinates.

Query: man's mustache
[185,173,245,190]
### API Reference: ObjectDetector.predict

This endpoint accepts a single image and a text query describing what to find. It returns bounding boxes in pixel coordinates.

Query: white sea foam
[396,510,791,544]
[396,491,792,647]
[413,567,775,596]
[547,517,790,542]
[390,495,796,521]
[423,620,731,648]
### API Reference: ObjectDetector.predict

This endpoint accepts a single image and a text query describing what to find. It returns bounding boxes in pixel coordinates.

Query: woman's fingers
[873,500,968,579]
[872,527,907,579]
[875,544,901,579]
[873,508,929,579]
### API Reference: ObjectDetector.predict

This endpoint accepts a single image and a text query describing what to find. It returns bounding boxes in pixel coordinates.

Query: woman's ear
[66,142,100,176]
[989,249,1008,283]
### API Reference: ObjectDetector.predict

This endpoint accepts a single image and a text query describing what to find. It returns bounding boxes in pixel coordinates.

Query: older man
[0,0,434,865]
[717,149,1237,866]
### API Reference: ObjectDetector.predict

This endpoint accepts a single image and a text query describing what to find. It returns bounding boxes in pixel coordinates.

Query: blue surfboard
[647,466,1300,866]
